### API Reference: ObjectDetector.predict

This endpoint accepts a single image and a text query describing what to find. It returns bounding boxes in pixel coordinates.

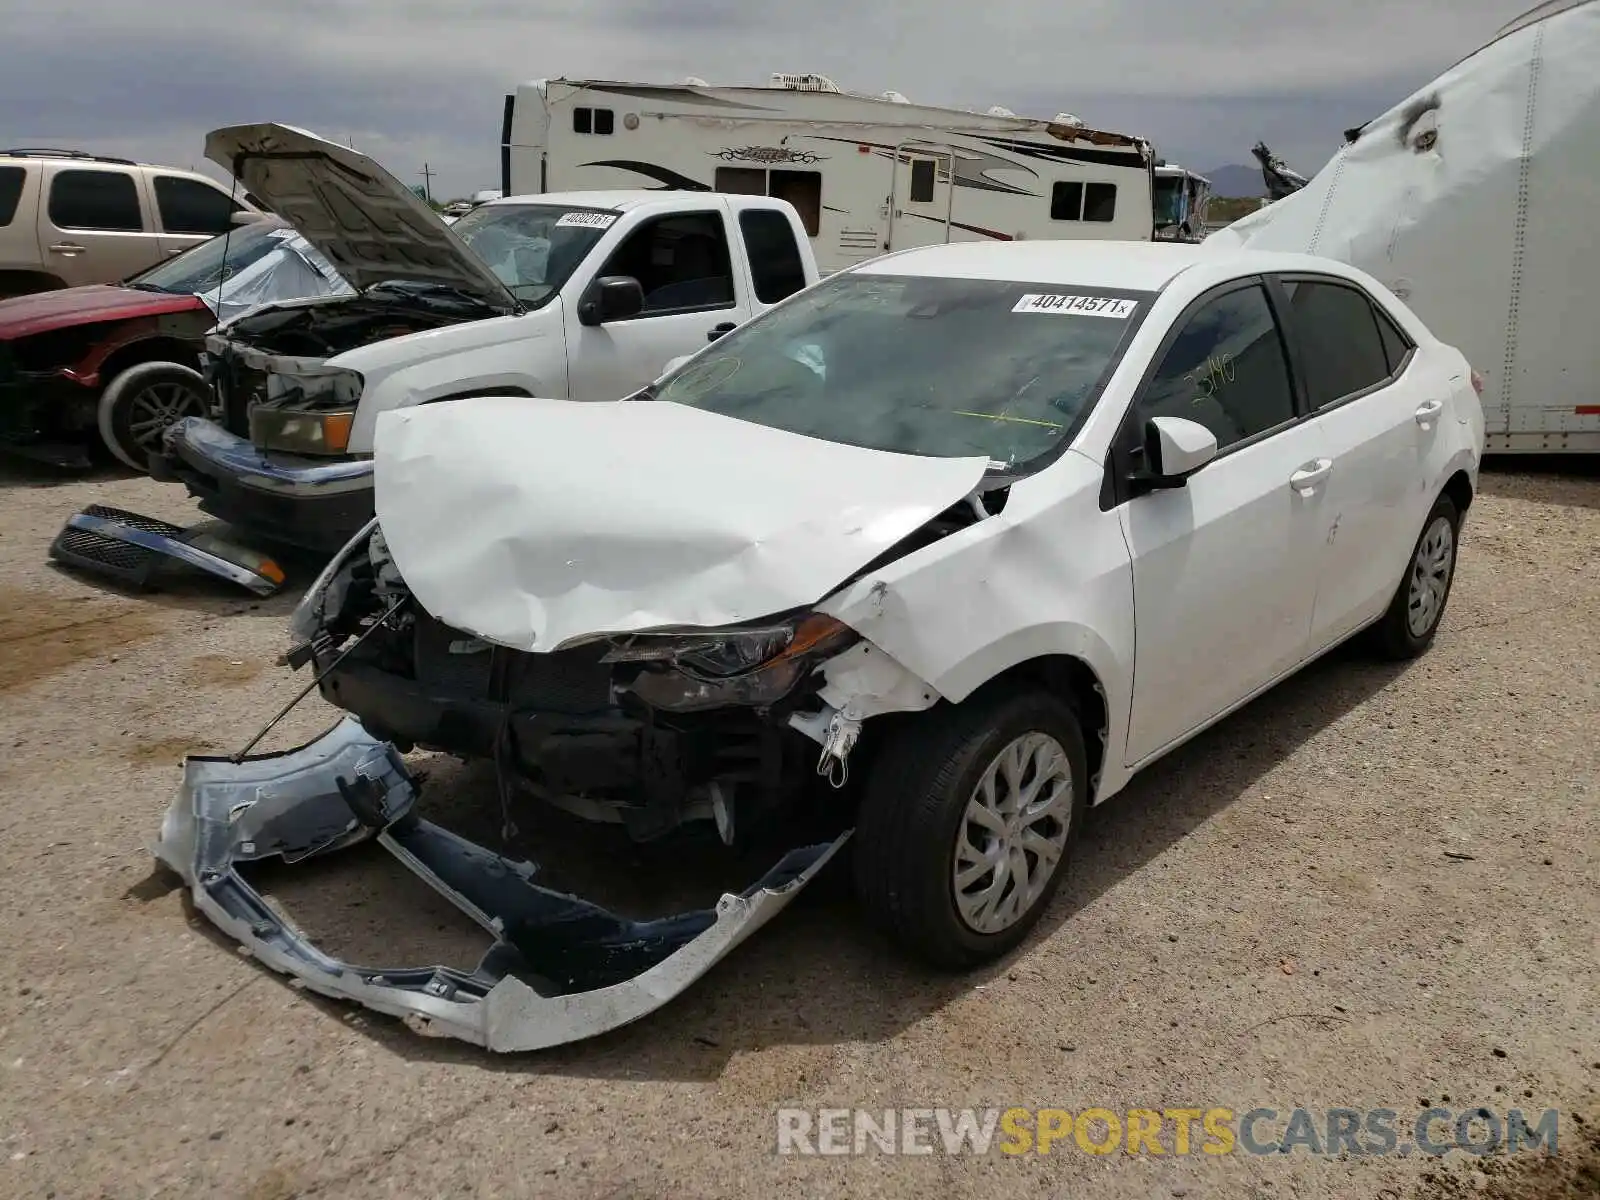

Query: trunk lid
[372,396,990,653]
[204,123,517,312]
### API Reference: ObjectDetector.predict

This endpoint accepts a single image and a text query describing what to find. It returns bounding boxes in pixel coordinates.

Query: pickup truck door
[563,208,753,403]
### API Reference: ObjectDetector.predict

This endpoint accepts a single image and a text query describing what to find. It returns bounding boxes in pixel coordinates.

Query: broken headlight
[605,614,857,712]
[249,366,364,456]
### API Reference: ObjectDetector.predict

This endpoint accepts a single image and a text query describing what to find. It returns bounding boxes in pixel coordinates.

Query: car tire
[97,361,210,472]
[1369,492,1462,660]
[852,687,1089,969]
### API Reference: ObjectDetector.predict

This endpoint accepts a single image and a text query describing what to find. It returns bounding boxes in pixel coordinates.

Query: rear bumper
[151,416,374,554]
[153,717,846,1051]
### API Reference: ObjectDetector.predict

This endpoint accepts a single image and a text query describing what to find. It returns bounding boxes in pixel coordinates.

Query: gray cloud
[2,0,1531,196]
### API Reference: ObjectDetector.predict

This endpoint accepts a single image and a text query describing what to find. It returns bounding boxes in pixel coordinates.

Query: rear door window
[153,174,240,235]
[47,168,143,232]
[0,166,25,226]
[738,208,806,304]
[1280,279,1393,408]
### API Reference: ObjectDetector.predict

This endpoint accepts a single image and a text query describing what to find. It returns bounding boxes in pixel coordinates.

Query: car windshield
[448,203,616,306]
[128,221,290,295]
[655,272,1151,467]
[1153,176,1184,226]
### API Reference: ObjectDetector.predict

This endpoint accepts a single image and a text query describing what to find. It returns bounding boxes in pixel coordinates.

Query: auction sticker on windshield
[1012,294,1137,318]
[555,211,618,229]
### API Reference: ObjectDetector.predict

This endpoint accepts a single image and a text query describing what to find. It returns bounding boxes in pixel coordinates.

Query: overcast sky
[2,0,1529,198]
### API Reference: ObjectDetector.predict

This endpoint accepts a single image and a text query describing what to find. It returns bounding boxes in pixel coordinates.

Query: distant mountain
[1202,164,1267,198]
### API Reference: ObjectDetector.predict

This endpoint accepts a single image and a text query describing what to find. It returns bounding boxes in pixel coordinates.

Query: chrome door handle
[1414,398,1444,426]
[48,242,85,255]
[1289,458,1333,495]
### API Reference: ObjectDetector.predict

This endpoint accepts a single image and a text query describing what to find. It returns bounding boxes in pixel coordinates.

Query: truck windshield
[128,220,290,295]
[656,272,1151,469]
[449,203,616,306]
[1153,176,1185,227]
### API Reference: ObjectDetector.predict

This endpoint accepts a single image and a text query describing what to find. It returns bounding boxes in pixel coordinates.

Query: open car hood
[204,122,516,311]
[372,396,990,652]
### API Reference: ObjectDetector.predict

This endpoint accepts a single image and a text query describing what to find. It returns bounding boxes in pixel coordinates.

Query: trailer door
[887,142,954,252]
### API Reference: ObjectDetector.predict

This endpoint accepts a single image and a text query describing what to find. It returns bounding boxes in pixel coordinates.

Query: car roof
[856,240,1375,295]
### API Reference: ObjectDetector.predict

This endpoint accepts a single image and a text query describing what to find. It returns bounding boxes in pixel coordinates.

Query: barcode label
[556,211,618,229]
[1012,294,1138,318]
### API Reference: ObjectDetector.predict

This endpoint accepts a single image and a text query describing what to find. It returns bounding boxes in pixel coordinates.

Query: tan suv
[0,148,265,298]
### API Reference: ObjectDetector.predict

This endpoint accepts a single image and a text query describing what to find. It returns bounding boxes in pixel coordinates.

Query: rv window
[1083,183,1117,222]
[594,108,615,135]
[1050,181,1084,221]
[740,209,806,304]
[597,212,735,315]
[715,167,821,236]
[908,159,936,204]
[769,170,821,237]
[573,107,592,135]
[715,168,767,196]
[1279,279,1393,407]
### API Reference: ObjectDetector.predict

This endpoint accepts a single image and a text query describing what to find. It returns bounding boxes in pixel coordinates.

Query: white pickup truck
[150,123,822,552]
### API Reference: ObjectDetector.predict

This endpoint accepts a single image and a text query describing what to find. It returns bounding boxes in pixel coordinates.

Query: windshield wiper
[124,281,170,293]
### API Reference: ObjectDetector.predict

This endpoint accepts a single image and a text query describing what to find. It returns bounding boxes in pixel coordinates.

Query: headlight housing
[250,366,364,455]
[605,614,857,712]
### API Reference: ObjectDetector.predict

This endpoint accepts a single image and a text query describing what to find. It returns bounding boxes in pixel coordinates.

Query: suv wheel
[97,362,209,472]
[853,688,1089,968]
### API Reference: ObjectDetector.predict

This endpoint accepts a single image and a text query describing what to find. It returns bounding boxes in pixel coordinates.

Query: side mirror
[230,210,269,226]
[577,275,644,326]
[1133,415,1217,490]
[660,354,693,376]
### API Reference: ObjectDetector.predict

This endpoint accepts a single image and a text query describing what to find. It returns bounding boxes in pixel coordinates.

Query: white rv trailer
[1151,162,1211,242]
[1209,0,1600,452]
[500,74,1156,274]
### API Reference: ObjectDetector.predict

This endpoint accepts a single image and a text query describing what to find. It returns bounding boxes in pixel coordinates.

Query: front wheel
[97,361,210,472]
[853,688,1089,968]
[1369,493,1461,660]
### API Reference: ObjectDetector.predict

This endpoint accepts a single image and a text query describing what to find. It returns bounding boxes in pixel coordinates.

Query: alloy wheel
[952,731,1075,935]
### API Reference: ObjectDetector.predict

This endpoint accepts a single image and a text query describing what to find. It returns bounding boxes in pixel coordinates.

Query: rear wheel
[1369,493,1461,660]
[853,688,1088,968]
[97,362,209,472]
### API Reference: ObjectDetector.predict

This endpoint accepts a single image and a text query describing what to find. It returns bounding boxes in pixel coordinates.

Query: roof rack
[2,147,138,166]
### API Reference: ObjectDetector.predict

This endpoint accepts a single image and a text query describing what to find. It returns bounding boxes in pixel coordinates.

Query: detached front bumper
[150,416,375,554]
[154,717,846,1051]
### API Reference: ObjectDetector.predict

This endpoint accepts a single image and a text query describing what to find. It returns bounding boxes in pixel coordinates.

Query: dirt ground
[0,457,1595,1200]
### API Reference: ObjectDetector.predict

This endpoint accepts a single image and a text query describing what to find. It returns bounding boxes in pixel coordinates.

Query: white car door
[1272,275,1456,651]
[564,209,752,402]
[1116,280,1332,765]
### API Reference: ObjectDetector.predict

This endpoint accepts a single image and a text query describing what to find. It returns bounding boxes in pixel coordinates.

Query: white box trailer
[500,74,1157,275]
[1209,0,1600,453]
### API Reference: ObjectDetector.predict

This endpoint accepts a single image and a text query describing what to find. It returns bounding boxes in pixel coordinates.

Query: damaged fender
[155,717,848,1051]
[816,449,1135,798]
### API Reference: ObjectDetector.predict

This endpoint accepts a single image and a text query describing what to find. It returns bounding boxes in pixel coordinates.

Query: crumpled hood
[372,396,989,652]
[0,285,202,339]
[205,122,516,312]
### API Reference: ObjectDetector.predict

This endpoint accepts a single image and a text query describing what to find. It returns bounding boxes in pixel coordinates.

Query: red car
[0,216,344,469]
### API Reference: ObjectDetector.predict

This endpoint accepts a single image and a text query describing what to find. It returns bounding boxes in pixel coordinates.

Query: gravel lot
[0,457,1595,1199]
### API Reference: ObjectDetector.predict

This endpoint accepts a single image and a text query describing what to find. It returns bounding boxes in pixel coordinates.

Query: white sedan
[162,239,1485,1050]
